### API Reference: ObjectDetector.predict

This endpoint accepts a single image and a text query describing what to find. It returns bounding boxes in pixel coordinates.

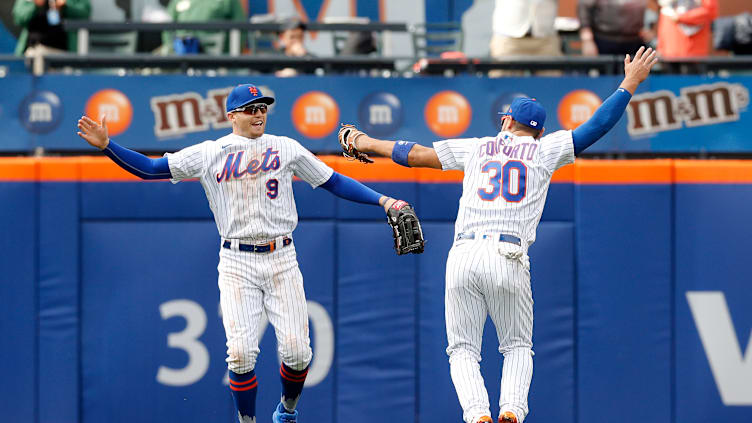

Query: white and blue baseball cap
[226,84,275,112]
[500,97,546,129]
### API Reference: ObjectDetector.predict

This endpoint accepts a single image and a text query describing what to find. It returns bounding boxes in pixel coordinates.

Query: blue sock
[279,363,308,412]
[229,370,258,421]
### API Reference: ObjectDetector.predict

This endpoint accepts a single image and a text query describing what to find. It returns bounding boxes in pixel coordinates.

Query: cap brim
[249,96,275,105]
[235,97,275,110]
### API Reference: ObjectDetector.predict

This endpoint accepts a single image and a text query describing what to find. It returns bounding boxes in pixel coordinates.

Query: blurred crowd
[10,0,751,64]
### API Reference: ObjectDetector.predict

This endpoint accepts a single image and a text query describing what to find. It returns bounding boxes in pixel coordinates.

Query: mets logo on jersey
[216,147,280,183]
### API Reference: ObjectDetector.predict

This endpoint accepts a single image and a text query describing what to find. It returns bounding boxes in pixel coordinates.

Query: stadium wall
[1,158,751,423]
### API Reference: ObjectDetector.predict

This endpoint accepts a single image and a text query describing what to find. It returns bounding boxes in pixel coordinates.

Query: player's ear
[537,127,545,139]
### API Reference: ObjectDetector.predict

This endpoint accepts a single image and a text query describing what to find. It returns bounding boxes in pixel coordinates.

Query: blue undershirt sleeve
[102,140,172,180]
[319,171,384,206]
[572,87,633,156]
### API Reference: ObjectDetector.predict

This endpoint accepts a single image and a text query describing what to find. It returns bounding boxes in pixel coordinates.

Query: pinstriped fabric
[218,244,311,374]
[165,133,333,241]
[164,132,330,421]
[435,130,574,423]
[433,130,574,246]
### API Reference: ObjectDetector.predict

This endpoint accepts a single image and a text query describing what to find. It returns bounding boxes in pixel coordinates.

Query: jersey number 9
[266,178,279,199]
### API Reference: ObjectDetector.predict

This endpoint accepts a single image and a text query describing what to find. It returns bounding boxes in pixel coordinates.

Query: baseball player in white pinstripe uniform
[77,84,414,423]
[339,47,658,423]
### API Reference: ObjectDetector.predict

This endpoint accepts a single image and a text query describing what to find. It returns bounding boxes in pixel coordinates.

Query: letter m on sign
[686,291,752,405]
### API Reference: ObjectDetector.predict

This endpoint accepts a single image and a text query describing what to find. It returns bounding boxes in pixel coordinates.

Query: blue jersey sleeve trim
[572,87,632,156]
[319,171,383,206]
[103,140,172,180]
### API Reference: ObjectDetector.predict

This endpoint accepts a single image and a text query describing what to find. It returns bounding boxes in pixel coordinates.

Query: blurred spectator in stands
[161,0,245,54]
[578,0,649,56]
[714,12,752,56]
[339,32,378,56]
[275,18,312,77]
[277,18,310,58]
[490,0,562,59]
[656,0,718,57]
[13,0,91,55]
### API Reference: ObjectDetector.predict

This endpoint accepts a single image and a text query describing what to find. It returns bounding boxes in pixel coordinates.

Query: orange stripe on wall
[0,158,37,181]
[575,159,674,185]
[37,157,81,181]
[3,157,752,184]
[674,160,752,184]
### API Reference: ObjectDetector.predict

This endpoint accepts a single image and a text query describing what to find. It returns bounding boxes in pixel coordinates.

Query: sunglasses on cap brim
[233,103,268,114]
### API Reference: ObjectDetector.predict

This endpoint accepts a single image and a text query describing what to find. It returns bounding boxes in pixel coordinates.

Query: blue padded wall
[5,174,752,423]
[674,185,752,423]
[336,222,418,423]
[38,182,79,423]
[0,183,37,423]
[576,184,673,423]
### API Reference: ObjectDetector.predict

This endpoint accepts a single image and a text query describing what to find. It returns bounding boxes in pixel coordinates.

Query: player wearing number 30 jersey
[339,47,659,423]
[77,83,413,423]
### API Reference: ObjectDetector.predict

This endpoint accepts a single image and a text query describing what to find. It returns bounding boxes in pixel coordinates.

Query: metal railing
[62,20,409,56]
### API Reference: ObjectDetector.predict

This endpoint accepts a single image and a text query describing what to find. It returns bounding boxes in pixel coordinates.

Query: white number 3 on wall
[156,299,210,386]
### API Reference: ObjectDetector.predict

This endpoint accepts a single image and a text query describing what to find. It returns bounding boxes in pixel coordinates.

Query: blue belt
[456,231,521,246]
[223,236,292,253]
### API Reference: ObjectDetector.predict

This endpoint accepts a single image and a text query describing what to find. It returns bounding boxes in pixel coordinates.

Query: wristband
[391,141,416,167]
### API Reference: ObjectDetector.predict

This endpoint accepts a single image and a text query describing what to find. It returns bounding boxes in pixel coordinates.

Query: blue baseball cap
[226,84,275,112]
[500,97,545,130]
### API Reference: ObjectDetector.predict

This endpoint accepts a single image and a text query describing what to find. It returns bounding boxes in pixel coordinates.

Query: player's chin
[249,124,266,136]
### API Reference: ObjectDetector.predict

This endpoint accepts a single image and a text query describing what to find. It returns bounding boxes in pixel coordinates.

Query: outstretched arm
[339,126,442,169]
[572,46,658,155]
[319,171,425,255]
[319,171,396,212]
[77,115,172,180]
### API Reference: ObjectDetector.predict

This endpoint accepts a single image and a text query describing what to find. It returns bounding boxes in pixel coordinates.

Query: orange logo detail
[291,91,340,139]
[249,86,258,96]
[557,90,602,130]
[424,91,471,138]
[85,89,133,136]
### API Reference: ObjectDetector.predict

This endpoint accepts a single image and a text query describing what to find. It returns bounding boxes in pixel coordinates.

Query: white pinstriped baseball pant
[445,237,534,423]
[218,238,313,374]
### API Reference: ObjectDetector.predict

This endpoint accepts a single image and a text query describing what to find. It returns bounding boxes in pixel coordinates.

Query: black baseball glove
[386,200,425,255]
[338,123,374,164]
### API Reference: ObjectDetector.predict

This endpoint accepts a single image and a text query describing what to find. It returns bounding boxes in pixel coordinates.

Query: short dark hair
[280,18,307,33]
[511,120,542,138]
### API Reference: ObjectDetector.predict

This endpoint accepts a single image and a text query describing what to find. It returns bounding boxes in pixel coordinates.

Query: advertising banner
[4,74,751,154]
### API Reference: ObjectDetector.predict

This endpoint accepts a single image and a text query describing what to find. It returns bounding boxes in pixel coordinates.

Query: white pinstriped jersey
[165,133,333,241]
[434,130,574,246]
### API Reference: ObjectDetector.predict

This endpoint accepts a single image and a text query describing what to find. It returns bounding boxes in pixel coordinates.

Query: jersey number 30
[477,160,527,202]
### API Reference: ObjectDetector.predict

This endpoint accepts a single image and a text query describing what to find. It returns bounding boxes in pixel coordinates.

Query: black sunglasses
[234,103,268,114]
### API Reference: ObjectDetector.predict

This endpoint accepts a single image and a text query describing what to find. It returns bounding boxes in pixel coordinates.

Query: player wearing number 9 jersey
[339,47,658,423]
[77,83,412,423]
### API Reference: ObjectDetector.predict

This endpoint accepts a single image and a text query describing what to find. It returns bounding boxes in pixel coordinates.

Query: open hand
[77,115,110,150]
[624,46,658,85]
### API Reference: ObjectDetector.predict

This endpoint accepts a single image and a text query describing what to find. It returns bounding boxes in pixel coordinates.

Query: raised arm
[338,125,443,169]
[77,115,172,180]
[572,46,658,155]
